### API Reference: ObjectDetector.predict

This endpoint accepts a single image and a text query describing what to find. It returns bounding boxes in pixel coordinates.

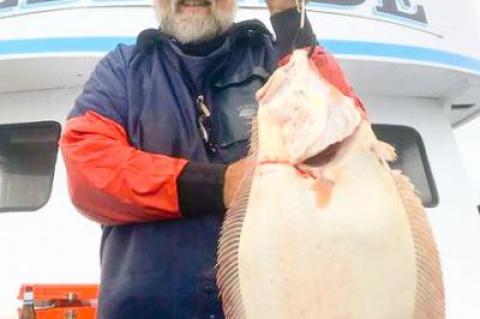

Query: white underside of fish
[238,121,416,319]
[217,50,444,319]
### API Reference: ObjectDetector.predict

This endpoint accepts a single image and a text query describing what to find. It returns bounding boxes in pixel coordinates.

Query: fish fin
[392,170,445,319]
[217,158,253,319]
[372,140,398,162]
[217,116,260,319]
[248,117,258,158]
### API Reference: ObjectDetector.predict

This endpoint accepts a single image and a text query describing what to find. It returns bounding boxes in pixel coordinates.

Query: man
[60,0,363,317]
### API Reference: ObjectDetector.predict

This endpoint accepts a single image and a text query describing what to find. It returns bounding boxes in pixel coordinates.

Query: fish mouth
[301,119,362,168]
[302,142,342,167]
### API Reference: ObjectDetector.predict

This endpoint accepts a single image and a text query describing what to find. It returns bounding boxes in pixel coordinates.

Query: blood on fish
[258,160,319,180]
[314,176,334,208]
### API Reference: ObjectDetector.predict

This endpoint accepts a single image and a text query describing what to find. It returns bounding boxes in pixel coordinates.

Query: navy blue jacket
[60,10,361,319]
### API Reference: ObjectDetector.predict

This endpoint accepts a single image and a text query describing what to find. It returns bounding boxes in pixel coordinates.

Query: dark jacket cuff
[270,8,317,58]
[177,162,227,217]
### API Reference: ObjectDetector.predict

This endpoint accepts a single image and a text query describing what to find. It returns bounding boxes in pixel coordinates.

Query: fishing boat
[1,0,480,318]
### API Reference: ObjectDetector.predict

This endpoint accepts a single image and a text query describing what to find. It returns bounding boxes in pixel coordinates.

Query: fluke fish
[217,49,444,319]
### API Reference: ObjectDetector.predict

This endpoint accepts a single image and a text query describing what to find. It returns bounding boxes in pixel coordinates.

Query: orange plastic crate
[18,284,98,301]
[33,307,96,319]
[18,284,99,319]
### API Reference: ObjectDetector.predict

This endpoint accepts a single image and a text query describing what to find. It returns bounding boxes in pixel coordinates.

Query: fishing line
[297,0,306,30]
[292,0,316,57]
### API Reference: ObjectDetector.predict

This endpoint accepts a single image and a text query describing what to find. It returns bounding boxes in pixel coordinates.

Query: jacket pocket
[210,66,269,150]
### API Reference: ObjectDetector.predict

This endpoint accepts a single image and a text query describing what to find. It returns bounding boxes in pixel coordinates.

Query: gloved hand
[266,0,298,15]
[223,157,249,209]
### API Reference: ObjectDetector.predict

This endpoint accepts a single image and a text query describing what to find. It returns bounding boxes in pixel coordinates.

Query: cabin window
[0,121,61,212]
[372,124,439,208]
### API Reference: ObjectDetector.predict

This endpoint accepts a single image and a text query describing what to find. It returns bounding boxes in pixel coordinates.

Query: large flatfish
[217,50,444,319]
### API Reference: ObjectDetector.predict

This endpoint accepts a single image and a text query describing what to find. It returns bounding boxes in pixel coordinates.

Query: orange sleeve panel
[59,110,188,225]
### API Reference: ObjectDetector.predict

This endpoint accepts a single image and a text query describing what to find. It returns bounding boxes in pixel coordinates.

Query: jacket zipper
[196,95,217,153]
[191,53,231,154]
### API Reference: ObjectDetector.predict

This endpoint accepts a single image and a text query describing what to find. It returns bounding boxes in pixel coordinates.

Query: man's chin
[158,5,235,44]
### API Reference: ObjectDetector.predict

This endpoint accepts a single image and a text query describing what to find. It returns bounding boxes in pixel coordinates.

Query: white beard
[154,0,236,44]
